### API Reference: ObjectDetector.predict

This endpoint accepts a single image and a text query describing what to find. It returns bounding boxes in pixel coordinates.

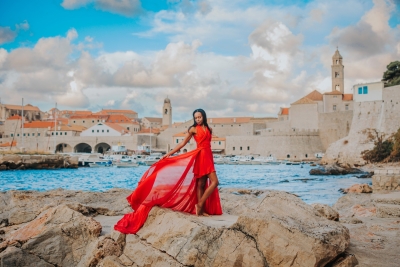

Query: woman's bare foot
[203,212,210,217]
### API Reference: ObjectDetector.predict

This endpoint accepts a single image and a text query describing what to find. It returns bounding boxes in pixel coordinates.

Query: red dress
[114,125,223,234]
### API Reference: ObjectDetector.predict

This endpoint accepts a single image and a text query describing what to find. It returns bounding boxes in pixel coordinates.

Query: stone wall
[372,169,400,191]
[318,110,353,150]
[225,135,324,159]
[323,85,400,165]
[0,154,79,170]
[289,103,319,130]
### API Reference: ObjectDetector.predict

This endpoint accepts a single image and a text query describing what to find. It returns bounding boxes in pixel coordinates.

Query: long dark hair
[189,108,212,134]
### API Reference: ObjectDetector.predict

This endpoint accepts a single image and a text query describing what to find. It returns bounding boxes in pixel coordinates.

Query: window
[127,127,130,130]
[97,130,99,133]
[92,130,94,133]
[107,130,109,133]
[92,120,94,123]
[17,134,19,136]
[165,109,168,114]
[333,105,337,111]
[60,132,62,135]
[219,141,221,145]
[345,104,349,110]
[97,120,99,122]
[65,132,67,135]
[28,133,30,136]
[247,146,250,150]
[52,132,54,135]
[32,133,34,136]
[176,139,179,143]
[23,133,26,136]
[240,146,242,150]
[287,154,290,158]
[73,120,76,123]
[363,86,368,94]
[38,133,40,136]
[358,87,362,94]
[102,130,104,132]
[56,132,58,135]
[335,72,339,78]
[11,134,13,137]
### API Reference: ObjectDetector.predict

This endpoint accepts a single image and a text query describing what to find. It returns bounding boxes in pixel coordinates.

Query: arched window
[287,154,290,158]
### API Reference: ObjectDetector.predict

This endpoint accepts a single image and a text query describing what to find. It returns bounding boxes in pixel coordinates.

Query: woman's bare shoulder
[188,125,197,134]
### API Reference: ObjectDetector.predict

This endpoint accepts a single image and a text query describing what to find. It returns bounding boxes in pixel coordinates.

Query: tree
[382,61,400,87]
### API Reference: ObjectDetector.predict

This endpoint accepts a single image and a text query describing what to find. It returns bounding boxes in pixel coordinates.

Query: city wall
[324,85,400,165]
[318,110,353,150]
[225,135,324,159]
[0,135,156,153]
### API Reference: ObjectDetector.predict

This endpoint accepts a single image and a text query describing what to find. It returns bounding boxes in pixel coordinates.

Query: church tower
[162,97,172,126]
[331,48,344,93]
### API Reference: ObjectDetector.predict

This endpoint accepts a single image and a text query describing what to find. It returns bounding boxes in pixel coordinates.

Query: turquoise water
[0,164,371,205]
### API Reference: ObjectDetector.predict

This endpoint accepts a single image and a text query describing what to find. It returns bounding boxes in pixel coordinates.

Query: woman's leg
[196,171,219,216]
[196,175,207,213]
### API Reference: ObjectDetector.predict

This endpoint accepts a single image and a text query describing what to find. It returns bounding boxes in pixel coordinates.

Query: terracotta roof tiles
[291,97,316,105]
[305,90,323,101]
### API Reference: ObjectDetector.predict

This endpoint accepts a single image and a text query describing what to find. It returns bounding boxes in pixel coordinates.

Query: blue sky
[0,0,399,120]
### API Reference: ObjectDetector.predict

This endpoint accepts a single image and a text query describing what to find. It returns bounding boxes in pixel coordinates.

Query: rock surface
[339,184,373,194]
[333,192,400,267]
[0,188,352,267]
[0,154,78,170]
[309,165,365,176]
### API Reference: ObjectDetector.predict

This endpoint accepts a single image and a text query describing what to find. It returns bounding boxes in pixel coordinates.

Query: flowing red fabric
[114,125,223,234]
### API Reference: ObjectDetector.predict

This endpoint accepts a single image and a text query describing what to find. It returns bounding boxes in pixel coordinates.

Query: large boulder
[0,188,132,225]
[0,205,102,266]
[309,165,365,176]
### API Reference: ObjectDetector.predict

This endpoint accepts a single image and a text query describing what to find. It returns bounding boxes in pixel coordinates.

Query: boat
[213,155,225,165]
[113,162,139,168]
[259,156,281,165]
[237,156,254,165]
[143,153,162,166]
[79,153,110,167]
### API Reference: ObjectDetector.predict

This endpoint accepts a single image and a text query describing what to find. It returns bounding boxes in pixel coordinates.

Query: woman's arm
[162,128,195,159]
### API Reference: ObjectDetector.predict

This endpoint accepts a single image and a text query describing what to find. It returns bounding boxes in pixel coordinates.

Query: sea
[0,164,371,206]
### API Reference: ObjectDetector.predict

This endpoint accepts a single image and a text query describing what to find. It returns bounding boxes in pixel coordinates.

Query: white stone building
[352,81,384,102]
[81,123,131,137]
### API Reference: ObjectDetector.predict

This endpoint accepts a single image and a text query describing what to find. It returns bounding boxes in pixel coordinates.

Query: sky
[0,0,399,122]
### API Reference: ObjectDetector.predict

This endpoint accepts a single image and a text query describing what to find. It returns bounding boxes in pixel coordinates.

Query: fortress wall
[289,104,319,130]
[265,120,291,131]
[259,128,319,136]
[318,110,353,150]
[225,135,324,159]
[323,85,400,165]
[0,135,155,153]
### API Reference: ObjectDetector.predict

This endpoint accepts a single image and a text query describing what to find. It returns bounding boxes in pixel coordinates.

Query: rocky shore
[0,183,399,266]
[0,154,79,171]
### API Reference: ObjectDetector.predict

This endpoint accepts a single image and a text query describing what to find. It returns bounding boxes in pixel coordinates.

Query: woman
[114,109,222,234]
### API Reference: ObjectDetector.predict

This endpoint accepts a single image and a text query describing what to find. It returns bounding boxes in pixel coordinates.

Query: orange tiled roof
[137,128,161,134]
[280,107,289,115]
[0,141,17,147]
[208,117,252,124]
[23,121,54,128]
[51,125,87,131]
[96,109,137,115]
[69,115,109,120]
[305,90,323,101]
[324,90,343,95]
[106,115,132,123]
[173,132,187,137]
[4,104,40,111]
[343,94,353,101]
[291,97,316,105]
[6,115,22,120]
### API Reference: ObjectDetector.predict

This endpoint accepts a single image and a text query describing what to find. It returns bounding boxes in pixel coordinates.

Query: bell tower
[331,47,344,93]
[162,97,172,126]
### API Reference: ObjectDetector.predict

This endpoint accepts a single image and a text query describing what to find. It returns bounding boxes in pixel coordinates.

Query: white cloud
[16,20,30,31]
[0,26,17,45]
[61,0,142,16]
